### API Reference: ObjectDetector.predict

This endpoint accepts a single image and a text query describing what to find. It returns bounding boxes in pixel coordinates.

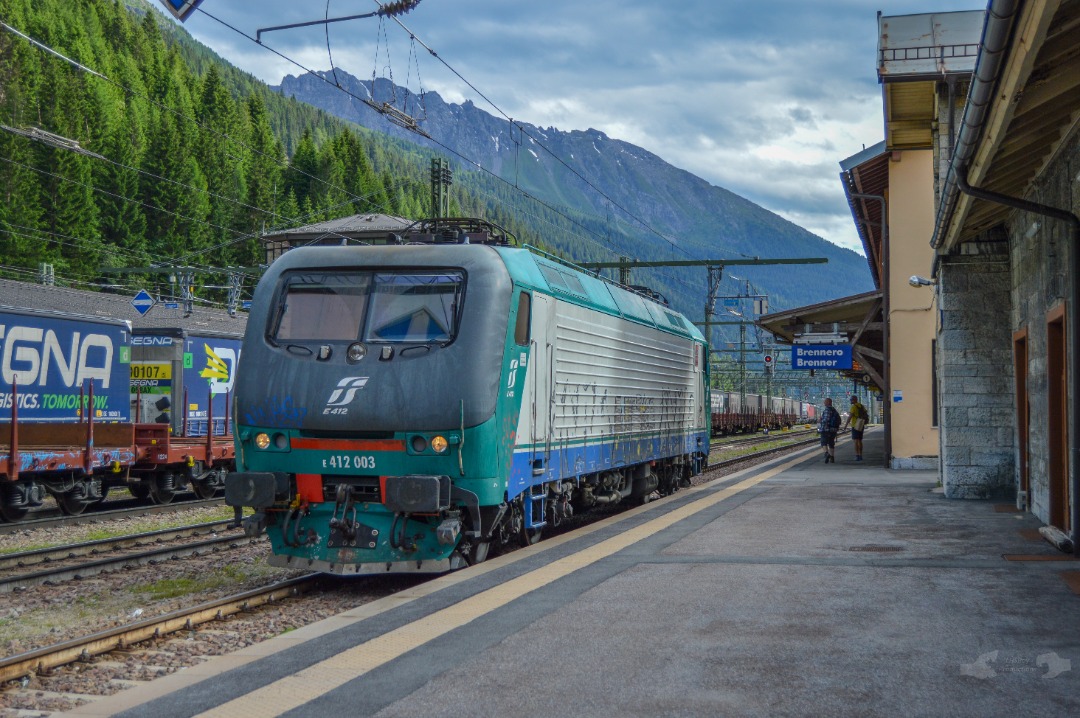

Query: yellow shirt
[849,401,867,423]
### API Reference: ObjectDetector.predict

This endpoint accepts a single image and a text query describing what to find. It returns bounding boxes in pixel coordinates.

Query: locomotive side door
[529,292,556,475]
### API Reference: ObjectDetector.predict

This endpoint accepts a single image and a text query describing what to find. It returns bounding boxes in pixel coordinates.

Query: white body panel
[515,294,704,465]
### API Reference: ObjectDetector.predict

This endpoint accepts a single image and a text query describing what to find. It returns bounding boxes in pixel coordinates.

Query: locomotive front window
[274,274,372,341]
[272,270,464,344]
[363,272,464,343]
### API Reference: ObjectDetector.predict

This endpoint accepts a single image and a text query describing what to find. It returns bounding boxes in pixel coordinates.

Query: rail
[0,533,254,593]
[0,575,319,683]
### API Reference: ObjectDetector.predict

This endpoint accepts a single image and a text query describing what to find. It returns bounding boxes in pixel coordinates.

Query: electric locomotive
[225,219,710,573]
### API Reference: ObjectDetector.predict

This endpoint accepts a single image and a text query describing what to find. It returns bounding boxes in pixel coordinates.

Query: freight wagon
[710,391,813,435]
[127,327,242,503]
[0,305,241,520]
[1,306,134,519]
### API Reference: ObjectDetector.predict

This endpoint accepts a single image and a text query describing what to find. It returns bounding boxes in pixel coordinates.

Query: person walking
[844,394,869,461]
[819,397,841,463]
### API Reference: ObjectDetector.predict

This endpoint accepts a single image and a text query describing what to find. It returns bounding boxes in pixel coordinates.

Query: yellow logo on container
[200,345,230,382]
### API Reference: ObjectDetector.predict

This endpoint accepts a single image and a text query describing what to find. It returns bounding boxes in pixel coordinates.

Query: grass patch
[131,564,250,601]
[0,505,242,555]
[712,436,812,463]
[0,542,57,555]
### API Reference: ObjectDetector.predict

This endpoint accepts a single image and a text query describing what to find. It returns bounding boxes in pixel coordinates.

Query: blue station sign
[791,344,853,370]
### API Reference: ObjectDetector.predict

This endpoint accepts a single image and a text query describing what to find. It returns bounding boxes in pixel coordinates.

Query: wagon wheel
[129,482,152,501]
[468,539,491,565]
[88,487,110,507]
[148,474,176,505]
[56,491,91,516]
[518,525,543,547]
[191,480,220,500]
[0,503,28,523]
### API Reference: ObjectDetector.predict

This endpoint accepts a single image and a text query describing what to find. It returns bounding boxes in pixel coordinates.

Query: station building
[763,1,1080,552]
[259,213,411,264]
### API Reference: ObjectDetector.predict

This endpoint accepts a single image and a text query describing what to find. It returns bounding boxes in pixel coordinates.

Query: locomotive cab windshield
[272,270,465,346]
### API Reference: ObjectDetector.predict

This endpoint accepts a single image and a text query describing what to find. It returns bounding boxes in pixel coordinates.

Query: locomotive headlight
[347,342,367,363]
[255,432,271,450]
[431,435,449,454]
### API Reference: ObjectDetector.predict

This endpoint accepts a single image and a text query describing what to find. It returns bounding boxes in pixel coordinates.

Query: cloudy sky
[175,0,983,253]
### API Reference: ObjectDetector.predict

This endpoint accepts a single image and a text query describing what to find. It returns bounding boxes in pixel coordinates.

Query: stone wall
[937,242,1015,499]
[1004,126,1079,524]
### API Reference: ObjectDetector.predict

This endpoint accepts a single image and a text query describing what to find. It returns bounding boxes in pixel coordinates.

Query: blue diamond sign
[158,1,205,22]
[131,290,156,316]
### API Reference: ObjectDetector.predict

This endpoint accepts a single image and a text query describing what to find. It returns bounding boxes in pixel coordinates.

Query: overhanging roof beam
[851,298,884,345]
[853,348,886,390]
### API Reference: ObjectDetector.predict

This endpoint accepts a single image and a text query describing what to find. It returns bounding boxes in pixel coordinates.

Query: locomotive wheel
[468,539,491,565]
[0,503,28,523]
[57,492,91,516]
[518,525,542,547]
[129,483,151,501]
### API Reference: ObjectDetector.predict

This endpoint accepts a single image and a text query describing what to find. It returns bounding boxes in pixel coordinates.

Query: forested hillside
[0,0,458,290]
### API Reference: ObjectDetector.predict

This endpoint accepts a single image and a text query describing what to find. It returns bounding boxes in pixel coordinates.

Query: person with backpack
[819,397,842,463]
[844,395,869,461]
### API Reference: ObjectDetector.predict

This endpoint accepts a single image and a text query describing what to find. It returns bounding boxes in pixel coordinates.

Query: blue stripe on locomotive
[508,430,710,498]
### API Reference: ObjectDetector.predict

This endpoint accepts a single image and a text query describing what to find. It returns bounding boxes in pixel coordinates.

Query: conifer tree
[285,129,319,211]
[241,93,283,264]
[196,65,245,263]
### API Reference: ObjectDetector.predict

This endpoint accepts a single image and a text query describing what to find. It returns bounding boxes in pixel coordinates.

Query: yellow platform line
[197,452,808,718]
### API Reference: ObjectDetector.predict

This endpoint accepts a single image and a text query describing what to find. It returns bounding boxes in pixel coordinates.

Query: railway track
[0,521,247,593]
[709,428,824,459]
[0,497,225,535]
[0,576,319,684]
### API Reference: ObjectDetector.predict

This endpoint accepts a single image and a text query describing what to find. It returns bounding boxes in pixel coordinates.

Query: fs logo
[504,352,527,397]
[324,377,369,415]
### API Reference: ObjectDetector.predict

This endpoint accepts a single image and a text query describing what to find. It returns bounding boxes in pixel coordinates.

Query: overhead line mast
[576,256,827,326]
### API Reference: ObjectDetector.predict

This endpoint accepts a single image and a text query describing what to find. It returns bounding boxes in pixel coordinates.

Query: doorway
[1013,328,1029,507]
[1047,307,1069,531]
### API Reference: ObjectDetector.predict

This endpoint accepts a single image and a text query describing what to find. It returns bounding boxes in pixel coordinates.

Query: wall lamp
[909,275,936,288]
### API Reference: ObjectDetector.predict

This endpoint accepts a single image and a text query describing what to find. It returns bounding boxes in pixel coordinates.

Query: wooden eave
[884,81,936,150]
[942,0,1080,250]
[841,151,889,289]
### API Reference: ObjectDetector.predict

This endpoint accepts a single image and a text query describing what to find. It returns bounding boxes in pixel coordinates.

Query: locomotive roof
[0,278,245,337]
[497,247,706,343]
[260,243,704,343]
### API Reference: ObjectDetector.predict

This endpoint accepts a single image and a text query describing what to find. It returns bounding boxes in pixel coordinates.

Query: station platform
[72,428,1080,717]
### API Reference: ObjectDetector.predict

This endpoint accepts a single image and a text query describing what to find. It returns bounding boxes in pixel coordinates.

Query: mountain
[273,70,874,323]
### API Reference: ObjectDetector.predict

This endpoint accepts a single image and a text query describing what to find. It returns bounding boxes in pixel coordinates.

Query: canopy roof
[757,290,884,389]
